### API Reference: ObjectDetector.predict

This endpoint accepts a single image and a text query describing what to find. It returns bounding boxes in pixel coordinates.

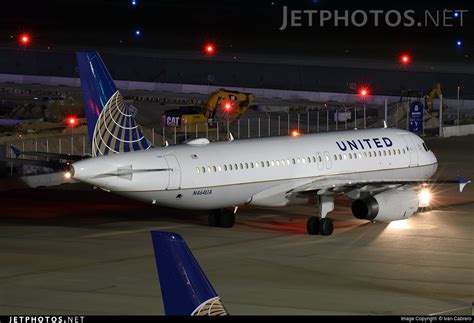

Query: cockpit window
[422,142,430,152]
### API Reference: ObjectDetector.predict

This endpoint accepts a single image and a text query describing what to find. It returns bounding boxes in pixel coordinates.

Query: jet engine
[351,189,419,222]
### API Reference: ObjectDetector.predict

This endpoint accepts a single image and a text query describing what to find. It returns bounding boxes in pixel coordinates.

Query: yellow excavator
[161,89,254,133]
[424,83,444,113]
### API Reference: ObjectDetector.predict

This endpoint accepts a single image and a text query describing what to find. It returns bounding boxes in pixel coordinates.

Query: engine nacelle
[351,189,419,222]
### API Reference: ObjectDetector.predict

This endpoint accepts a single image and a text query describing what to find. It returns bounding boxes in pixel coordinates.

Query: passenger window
[343,154,347,160]
[383,150,387,156]
[302,158,305,164]
[245,163,249,169]
[217,166,222,172]
[307,157,311,163]
[368,151,372,157]
[261,161,265,167]
[358,152,362,158]
[363,152,367,158]
[392,149,396,155]
[276,160,280,166]
[312,156,316,163]
[240,163,243,169]
[213,166,217,172]
[271,160,275,166]
[251,162,254,168]
[255,162,259,168]
[287,159,290,165]
[378,151,382,157]
[196,167,200,173]
[224,165,227,171]
[398,149,401,154]
[207,166,211,173]
[202,167,206,173]
[349,154,352,160]
[388,150,391,156]
[326,155,330,161]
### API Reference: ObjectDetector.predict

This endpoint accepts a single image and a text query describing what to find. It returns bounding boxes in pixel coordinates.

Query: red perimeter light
[401,54,411,64]
[224,102,232,110]
[205,43,215,54]
[359,88,368,96]
[291,130,300,137]
[20,34,30,45]
[68,117,77,126]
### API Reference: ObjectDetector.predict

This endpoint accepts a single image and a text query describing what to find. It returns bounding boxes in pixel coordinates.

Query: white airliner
[69,51,469,236]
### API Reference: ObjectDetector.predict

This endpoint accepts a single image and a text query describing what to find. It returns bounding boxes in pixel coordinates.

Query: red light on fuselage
[68,117,77,126]
[224,102,231,110]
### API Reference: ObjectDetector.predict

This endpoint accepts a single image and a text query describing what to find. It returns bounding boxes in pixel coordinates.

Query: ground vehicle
[160,89,254,133]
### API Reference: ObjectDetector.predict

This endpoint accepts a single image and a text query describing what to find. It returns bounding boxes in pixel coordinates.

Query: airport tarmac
[0,136,473,315]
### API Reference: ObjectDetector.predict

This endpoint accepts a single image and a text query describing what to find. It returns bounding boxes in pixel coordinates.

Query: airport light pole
[439,94,443,137]
[358,87,369,129]
[457,86,460,127]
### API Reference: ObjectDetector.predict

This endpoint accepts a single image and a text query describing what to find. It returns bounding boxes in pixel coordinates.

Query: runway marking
[429,305,472,316]
[82,224,191,238]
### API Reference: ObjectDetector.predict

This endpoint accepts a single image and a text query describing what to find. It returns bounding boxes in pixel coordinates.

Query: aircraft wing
[151,231,229,316]
[290,175,471,196]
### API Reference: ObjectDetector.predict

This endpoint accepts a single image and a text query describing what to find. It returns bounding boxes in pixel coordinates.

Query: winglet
[151,231,228,316]
[383,120,388,129]
[457,175,471,193]
[10,145,21,158]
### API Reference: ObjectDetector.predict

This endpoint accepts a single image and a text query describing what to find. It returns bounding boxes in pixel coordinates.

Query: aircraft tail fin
[151,231,228,316]
[10,145,21,158]
[76,51,151,156]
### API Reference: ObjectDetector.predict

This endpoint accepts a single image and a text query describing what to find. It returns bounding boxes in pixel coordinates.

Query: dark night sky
[1,0,473,61]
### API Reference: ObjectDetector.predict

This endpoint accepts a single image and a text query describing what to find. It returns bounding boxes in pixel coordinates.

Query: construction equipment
[161,89,254,133]
[424,83,444,113]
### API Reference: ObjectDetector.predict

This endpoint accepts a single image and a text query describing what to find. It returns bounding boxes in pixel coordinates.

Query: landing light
[291,130,300,137]
[64,171,72,179]
[418,188,431,207]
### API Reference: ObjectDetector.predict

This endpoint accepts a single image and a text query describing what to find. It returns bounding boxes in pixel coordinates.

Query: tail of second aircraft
[151,231,229,316]
[76,51,151,157]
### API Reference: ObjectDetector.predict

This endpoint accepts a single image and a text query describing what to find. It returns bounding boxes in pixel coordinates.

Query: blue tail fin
[76,51,151,157]
[151,231,228,316]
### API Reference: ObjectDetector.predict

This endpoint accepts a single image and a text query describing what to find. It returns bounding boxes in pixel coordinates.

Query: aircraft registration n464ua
[70,51,470,236]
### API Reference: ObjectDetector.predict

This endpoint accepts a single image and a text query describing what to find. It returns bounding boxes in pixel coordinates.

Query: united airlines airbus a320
[68,51,470,236]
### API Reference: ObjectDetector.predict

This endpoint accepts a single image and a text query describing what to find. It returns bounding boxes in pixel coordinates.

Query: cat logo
[166,116,181,127]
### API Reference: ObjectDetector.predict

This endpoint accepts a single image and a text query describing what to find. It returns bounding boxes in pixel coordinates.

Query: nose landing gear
[208,208,236,228]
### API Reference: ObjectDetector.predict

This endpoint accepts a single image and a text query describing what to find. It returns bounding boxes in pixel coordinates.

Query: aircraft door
[324,151,332,169]
[164,155,182,189]
[316,152,324,170]
[401,134,418,167]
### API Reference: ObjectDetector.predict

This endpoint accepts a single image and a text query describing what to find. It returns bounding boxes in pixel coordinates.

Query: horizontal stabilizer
[457,175,471,192]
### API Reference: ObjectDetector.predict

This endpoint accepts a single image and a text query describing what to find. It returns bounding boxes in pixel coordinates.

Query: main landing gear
[208,207,236,228]
[307,194,334,236]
